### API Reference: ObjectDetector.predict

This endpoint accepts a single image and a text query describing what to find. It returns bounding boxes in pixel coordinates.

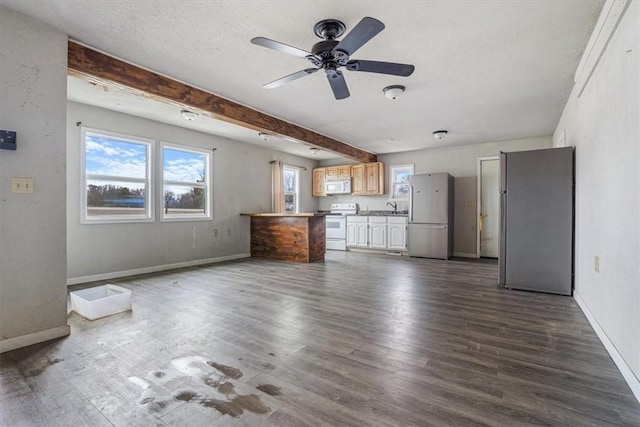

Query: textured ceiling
[1,1,604,160]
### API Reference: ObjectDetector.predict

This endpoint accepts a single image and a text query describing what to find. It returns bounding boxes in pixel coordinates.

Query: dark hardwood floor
[1,251,639,426]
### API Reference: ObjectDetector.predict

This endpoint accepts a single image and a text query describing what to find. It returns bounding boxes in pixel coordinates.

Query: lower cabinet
[346,216,407,251]
[388,217,408,250]
[368,217,387,249]
[346,216,368,247]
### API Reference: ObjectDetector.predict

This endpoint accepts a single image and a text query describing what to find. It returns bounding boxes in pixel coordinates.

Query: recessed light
[309,147,320,155]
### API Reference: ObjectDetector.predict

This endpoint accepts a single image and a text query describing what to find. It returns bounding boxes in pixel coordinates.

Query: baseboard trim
[574,291,640,403]
[454,252,478,258]
[0,325,70,354]
[67,253,251,285]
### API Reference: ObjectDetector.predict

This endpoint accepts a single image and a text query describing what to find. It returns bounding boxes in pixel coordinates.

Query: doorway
[477,157,499,258]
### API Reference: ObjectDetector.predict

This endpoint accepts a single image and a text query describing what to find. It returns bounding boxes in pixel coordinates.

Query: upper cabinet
[312,168,326,197]
[313,162,384,197]
[353,162,385,195]
[328,165,352,178]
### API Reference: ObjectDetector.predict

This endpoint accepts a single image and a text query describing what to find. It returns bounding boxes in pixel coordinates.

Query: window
[283,165,299,213]
[162,143,210,220]
[81,127,153,223]
[389,164,414,201]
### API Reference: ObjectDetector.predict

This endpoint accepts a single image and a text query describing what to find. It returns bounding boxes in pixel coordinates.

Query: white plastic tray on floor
[69,284,131,320]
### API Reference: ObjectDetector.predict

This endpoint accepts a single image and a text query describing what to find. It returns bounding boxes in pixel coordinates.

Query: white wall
[67,102,318,282]
[554,1,639,382]
[0,7,69,351]
[319,136,551,255]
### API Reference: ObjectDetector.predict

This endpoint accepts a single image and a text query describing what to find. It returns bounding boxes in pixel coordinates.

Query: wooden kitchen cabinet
[352,162,385,195]
[326,165,353,179]
[312,168,326,196]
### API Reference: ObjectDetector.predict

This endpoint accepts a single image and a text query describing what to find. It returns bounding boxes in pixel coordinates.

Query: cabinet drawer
[368,216,387,224]
[387,216,408,224]
[346,215,367,223]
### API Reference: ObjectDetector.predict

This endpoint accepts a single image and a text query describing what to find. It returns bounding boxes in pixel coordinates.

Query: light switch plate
[11,177,33,194]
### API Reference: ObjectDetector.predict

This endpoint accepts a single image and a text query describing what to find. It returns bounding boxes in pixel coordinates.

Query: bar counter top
[240,212,324,217]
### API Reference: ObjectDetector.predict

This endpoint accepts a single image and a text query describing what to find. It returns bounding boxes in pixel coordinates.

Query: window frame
[80,127,154,224]
[283,164,299,214]
[389,164,414,202]
[160,142,212,222]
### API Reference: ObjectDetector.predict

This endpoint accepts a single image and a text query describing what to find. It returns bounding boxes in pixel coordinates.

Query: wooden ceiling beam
[67,41,377,163]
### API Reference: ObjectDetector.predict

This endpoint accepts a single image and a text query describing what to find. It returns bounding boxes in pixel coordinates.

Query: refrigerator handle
[409,185,413,222]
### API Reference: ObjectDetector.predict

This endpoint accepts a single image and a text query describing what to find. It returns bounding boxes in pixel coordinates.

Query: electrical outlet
[226,228,231,237]
[594,256,600,273]
[11,177,33,194]
[213,228,219,237]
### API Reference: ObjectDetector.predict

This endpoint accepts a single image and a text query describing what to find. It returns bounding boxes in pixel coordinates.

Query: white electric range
[325,203,357,251]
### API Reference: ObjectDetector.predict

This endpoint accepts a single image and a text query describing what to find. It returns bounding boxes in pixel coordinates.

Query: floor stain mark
[262,363,276,370]
[268,353,276,357]
[175,390,198,402]
[48,358,64,365]
[139,397,170,413]
[202,394,269,417]
[173,389,269,417]
[256,384,282,396]
[206,361,243,379]
[152,371,165,378]
[217,381,235,395]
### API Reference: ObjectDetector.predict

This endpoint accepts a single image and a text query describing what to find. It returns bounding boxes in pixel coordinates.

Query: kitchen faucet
[386,201,397,212]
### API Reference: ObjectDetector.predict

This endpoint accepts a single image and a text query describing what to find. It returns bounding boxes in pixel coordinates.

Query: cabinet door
[337,165,352,178]
[352,164,366,194]
[365,163,379,194]
[312,168,326,196]
[369,224,387,249]
[346,222,357,246]
[325,167,338,178]
[356,223,369,246]
[388,223,407,250]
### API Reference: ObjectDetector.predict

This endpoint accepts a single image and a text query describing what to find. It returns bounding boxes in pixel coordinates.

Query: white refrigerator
[408,173,454,259]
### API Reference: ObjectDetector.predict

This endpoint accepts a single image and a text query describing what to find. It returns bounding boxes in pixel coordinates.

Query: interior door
[479,158,499,257]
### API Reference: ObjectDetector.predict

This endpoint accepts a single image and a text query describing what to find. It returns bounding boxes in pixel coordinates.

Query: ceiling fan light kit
[251,17,415,100]
[383,85,405,100]
[433,130,448,140]
[180,109,199,121]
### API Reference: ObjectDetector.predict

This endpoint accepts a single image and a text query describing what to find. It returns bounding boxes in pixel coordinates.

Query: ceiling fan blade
[346,60,415,77]
[326,71,350,100]
[263,68,319,89]
[251,37,312,58]
[334,17,385,56]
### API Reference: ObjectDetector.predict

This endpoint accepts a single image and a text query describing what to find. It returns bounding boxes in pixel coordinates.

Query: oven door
[325,215,347,250]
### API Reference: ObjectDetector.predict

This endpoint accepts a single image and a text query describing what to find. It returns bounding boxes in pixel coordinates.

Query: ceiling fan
[251,17,415,100]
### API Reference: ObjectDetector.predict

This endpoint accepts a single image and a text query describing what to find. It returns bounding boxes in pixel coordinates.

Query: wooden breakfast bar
[240,213,326,263]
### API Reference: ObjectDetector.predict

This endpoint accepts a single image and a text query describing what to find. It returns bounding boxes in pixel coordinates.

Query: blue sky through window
[163,148,206,183]
[86,134,147,179]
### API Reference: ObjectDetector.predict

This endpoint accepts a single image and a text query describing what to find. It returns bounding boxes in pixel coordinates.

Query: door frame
[476,156,500,258]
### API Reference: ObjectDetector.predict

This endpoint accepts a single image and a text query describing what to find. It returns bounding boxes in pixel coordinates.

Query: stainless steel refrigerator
[408,173,454,259]
[499,147,574,295]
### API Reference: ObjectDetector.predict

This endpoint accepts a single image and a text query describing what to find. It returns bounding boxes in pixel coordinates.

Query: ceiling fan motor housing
[313,19,346,40]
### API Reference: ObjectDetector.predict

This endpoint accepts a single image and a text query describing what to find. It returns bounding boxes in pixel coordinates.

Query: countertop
[240,212,324,217]
[354,210,409,217]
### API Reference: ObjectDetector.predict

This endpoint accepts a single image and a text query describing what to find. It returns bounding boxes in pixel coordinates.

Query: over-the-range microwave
[325,178,351,195]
